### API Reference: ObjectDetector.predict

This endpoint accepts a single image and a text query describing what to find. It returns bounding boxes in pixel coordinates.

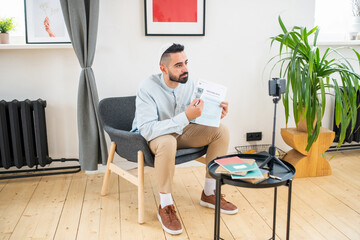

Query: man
[131,43,237,235]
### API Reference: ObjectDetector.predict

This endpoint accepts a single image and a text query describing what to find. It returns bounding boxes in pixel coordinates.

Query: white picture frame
[24,0,71,44]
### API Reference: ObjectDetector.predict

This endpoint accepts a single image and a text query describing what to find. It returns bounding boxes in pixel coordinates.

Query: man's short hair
[160,43,184,66]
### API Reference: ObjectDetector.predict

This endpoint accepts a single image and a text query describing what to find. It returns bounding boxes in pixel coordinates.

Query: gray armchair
[99,96,207,223]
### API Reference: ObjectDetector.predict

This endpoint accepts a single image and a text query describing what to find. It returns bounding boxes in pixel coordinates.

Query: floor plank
[0,177,40,240]
[193,166,273,240]
[54,173,87,240]
[76,174,103,240]
[99,174,121,240]
[293,178,360,239]
[275,184,348,240]
[148,170,187,240]
[180,167,236,240]
[328,152,360,190]
[0,150,359,240]
[9,175,72,240]
[310,175,360,214]
[119,173,165,240]
[0,179,8,192]
[171,167,232,240]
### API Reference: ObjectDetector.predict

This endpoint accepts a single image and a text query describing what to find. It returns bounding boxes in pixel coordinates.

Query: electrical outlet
[246,132,262,141]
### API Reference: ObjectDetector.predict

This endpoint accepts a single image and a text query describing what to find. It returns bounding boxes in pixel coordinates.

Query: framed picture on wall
[24,0,71,44]
[144,0,205,36]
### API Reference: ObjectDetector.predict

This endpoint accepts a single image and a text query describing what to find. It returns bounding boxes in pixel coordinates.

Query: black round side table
[208,153,295,240]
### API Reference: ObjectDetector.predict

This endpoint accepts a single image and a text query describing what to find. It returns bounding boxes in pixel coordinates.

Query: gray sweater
[131,73,194,141]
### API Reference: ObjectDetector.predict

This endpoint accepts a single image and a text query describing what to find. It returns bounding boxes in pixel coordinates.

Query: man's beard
[169,72,189,84]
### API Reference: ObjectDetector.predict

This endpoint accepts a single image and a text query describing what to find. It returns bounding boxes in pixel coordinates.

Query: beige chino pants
[149,123,230,193]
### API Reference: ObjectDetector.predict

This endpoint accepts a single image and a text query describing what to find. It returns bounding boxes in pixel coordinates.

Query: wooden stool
[281,127,335,178]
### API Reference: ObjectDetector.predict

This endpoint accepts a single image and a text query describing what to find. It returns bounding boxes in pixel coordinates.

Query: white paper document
[191,80,227,127]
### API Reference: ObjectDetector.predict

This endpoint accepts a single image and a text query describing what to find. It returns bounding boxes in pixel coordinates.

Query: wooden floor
[0,150,359,240]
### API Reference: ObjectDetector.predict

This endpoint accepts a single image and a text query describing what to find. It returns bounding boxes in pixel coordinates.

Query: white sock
[160,193,173,208]
[204,178,216,196]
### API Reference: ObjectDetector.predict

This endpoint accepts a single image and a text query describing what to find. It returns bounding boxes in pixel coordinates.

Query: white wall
[1,0,320,161]
[95,0,317,154]
[0,49,80,158]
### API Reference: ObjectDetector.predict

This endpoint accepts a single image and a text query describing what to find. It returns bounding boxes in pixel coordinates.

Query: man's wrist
[185,111,191,121]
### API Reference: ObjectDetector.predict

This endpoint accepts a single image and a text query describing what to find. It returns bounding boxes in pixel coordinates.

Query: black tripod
[258,95,291,172]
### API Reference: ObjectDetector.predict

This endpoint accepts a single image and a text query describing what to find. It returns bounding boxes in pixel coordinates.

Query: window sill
[317,40,360,46]
[0,44,73,50]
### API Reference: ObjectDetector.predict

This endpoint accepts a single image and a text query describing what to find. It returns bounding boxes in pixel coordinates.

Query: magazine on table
[191,79,227,127]
[231,168,270,184]
[214,156,256,174]
[213,156,269,184]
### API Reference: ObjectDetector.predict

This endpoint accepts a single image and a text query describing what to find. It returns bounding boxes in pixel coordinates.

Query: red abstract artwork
[153,0,197,22]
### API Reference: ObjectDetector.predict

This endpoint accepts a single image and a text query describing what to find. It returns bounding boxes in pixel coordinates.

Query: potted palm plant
[0,17,16,44]
[268,16,360,151]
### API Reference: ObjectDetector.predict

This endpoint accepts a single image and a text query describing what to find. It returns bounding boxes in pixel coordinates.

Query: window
[315,0,353,41]
[0,0,25,37]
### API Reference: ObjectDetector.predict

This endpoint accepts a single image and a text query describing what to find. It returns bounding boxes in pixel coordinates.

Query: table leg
[286,180,293,240]
[214,178,222,240]
[272,187,278,240]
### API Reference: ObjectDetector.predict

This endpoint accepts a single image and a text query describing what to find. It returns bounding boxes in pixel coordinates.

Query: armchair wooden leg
[138,151,145,224]
[100,143,145,224]
[101,142,116,196]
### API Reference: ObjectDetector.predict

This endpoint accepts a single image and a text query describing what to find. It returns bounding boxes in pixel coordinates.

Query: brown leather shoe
[200,190,238,214]
[157,205,183,235]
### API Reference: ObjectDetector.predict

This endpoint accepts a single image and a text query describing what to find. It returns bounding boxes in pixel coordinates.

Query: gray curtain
[60,0,107,170]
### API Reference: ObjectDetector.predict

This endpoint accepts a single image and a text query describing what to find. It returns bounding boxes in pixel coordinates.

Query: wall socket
[246,132,262,141]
